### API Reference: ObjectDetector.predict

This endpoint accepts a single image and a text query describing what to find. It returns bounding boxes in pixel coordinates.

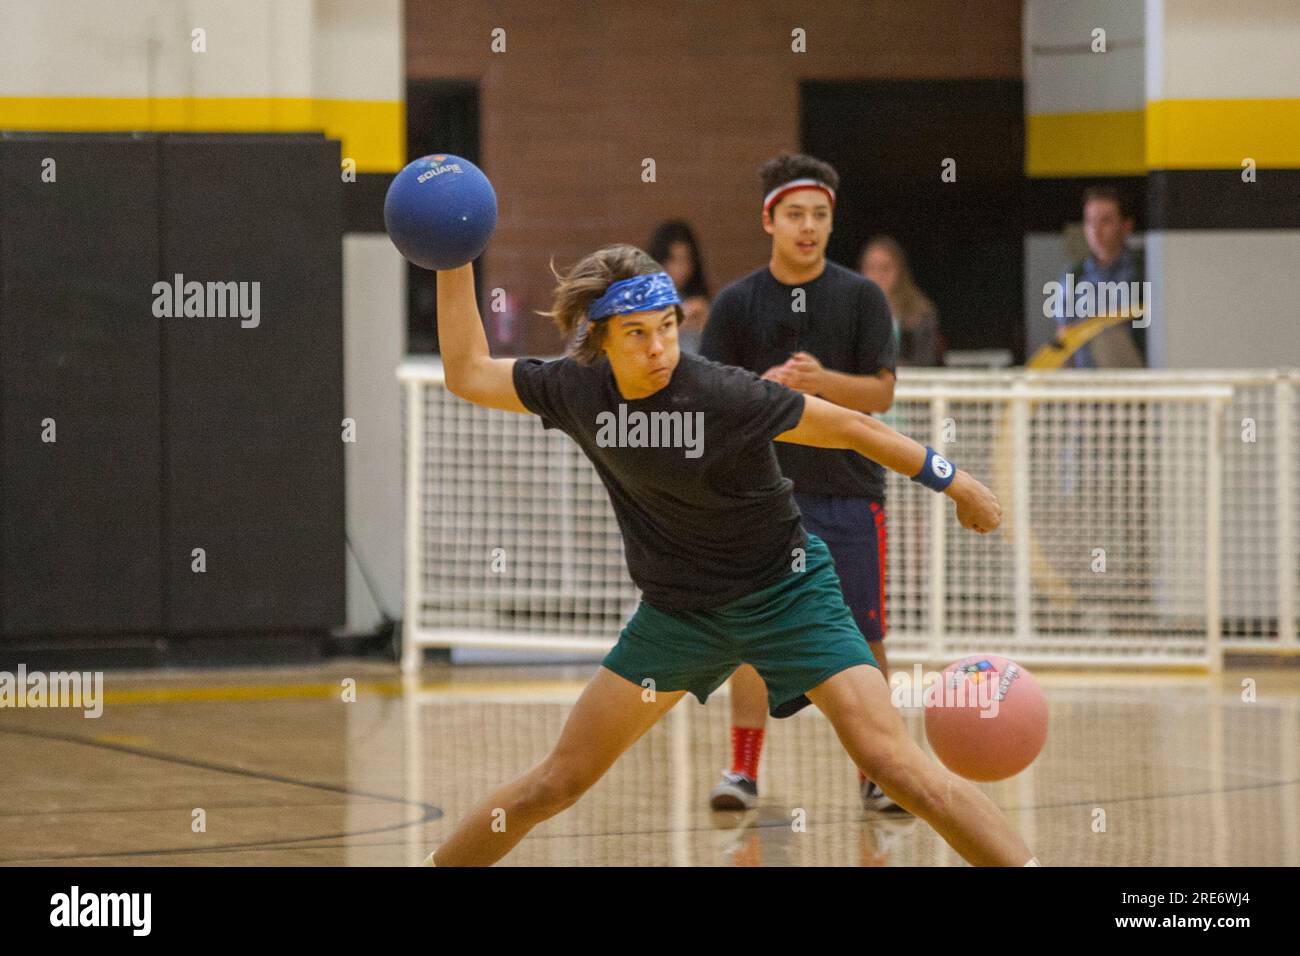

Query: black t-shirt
[700,261,898,500]
[511,351,807,611]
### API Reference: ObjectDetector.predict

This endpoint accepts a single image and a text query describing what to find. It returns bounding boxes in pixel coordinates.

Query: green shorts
[602,534,878,718]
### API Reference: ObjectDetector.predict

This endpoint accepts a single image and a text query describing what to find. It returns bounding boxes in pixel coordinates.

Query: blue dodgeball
[384,153,497,270]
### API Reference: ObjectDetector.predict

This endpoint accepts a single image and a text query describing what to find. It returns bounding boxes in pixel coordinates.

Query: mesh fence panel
[415,379,637,638]
[401,363,1297,664]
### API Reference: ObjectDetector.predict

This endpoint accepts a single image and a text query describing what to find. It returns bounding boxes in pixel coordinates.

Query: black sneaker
[709,771,758,810]
[862,780,911,814]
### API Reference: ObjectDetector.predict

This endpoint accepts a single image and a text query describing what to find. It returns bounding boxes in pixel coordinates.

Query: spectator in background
[1052,186,1146,368]
[647,220,711,352]
[860,236,945,367]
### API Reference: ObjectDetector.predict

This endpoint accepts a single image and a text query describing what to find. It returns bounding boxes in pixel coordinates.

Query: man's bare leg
[807,664,1035,866]
[867,638,890,681]
[431,668,685,866]
[729,662,768,729]
[712,663,768,804]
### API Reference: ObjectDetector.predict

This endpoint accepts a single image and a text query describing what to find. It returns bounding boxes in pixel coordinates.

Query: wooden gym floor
[2,660,1297,866]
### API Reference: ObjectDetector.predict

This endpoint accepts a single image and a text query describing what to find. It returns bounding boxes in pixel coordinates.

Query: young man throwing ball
[422,242,1036,867]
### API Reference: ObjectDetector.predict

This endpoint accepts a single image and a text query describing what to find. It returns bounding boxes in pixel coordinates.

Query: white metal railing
[897,369,1297,655]
[399,358,1297,671]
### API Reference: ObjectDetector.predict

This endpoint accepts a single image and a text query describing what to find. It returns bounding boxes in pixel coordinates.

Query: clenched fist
[945,471,1002,534]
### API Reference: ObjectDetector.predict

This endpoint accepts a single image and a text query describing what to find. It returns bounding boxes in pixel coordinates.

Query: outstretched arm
[436,264,527,413]
[776,394,1002,533]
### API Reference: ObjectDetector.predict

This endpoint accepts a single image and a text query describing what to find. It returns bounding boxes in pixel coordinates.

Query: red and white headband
[763,178,836,215]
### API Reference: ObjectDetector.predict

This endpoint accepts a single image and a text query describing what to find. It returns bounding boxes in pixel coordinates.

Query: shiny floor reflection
[2,662,1297,866]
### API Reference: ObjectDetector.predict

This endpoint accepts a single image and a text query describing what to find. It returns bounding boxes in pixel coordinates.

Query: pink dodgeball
[923,655,1048,782]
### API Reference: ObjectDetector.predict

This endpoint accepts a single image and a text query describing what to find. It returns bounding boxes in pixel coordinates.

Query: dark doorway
[801,81,1025,360]
[405,79,481,354]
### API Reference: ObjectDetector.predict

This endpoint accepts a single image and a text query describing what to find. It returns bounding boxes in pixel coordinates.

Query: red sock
[730,725,765,780]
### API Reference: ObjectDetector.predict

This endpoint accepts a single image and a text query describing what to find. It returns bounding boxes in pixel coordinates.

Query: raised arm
[436,264,528,413]
[776,395,1002,533]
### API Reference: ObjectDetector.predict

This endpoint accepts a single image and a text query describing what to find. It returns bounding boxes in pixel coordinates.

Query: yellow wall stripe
[1147,98,1300,170]
[1029,99,1300,176]
[1026,110,1147,178]
[0,96,403,173]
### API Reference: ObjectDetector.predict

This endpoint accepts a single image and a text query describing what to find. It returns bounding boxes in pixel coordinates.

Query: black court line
[58,772,1300,863]
[5,723,1296,863]
[0,725,442,864]
[15,776,1297,865]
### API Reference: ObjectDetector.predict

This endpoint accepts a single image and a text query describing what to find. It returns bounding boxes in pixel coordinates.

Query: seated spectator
[647,220,711,353]
[860,235,944,367]
[1052,186,1146,368]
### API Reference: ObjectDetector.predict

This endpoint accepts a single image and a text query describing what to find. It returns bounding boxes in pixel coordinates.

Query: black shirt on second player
[512,352,808,611]
[700,261,898,501]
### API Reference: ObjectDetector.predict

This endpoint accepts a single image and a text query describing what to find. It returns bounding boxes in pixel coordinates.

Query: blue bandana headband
[588,272,681,322]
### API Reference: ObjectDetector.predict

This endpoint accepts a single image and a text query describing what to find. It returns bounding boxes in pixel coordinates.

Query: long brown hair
[538,244,682,364]
[646,221,710,299]
[862,235,935,326]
